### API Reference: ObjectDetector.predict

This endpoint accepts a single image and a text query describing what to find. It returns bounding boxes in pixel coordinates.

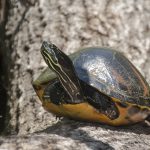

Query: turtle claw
[55,116,63,121]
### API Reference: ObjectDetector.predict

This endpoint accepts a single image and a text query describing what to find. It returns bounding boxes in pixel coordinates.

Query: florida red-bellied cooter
[33,41,150,126]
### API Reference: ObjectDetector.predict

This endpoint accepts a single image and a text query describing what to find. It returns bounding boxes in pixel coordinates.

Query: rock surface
[1,0,150,149]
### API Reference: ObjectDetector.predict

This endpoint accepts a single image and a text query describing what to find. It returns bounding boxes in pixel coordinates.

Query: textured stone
[1,0,150,149]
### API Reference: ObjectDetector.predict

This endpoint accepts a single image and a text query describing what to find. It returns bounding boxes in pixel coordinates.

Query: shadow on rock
[38,117,150,132]
[100,120,150,135]
[36,118,149,149]
[36,119,115,150]
[73,119,150,135]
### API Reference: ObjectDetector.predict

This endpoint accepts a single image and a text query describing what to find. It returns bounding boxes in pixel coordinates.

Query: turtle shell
[69,47,150,107]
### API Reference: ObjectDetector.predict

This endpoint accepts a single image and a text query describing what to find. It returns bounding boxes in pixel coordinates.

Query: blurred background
[0,0,150,149]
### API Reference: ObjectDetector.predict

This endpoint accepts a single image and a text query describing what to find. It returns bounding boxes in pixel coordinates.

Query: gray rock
[1,0,150,149]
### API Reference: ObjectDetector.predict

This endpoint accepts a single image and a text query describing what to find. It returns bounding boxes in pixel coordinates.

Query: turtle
[32,41,150,126]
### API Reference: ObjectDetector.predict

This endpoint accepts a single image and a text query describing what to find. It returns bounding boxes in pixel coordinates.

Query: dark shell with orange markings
[71,47,150,107]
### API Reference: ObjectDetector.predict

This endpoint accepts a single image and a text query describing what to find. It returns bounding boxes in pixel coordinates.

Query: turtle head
[41,41,84,103]
[41,41,62,68]
[41,41,74,72]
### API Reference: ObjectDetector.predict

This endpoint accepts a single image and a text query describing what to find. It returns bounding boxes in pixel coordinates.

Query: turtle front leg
[81,81,119,120]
